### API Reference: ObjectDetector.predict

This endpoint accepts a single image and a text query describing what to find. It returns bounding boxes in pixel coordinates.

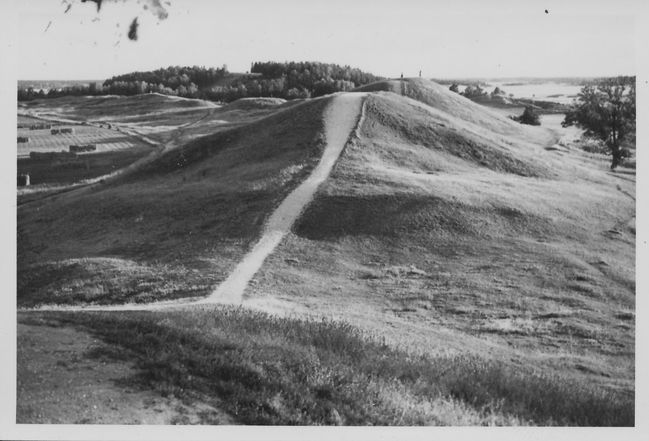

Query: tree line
[17,62,383,103]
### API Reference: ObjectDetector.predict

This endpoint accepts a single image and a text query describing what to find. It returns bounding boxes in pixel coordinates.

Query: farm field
[16,118,154,186]
[17,146,155,186]
[17,123,144,157]
[18,94,293,147]
[16,94,278,188]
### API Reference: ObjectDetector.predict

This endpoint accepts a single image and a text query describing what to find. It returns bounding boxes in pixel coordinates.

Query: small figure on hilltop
[400,73,403,79]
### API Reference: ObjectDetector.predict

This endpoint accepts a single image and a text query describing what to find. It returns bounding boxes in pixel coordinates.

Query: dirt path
[198,93,366,304]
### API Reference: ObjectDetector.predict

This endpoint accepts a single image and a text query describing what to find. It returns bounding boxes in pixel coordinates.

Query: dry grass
[19,309,633,425]
[246,86,635,402]
[18,257,216,307]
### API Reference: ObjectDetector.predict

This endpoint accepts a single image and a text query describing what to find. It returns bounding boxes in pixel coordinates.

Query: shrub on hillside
[491,86,506,98]
[462,85,487,98]
[510,106,541,126]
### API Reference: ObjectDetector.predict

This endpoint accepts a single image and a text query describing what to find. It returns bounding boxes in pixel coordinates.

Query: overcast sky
[14,0,640,80]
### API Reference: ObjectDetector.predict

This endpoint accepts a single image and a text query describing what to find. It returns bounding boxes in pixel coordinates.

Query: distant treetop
[18,62,384,103]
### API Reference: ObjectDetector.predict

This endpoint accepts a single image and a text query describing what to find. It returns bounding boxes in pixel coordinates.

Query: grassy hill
[248,80,634,396]
[18,96,330,306]
[17,79,634,425]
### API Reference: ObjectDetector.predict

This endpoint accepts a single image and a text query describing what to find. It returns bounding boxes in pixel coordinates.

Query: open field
[16,79,635,425]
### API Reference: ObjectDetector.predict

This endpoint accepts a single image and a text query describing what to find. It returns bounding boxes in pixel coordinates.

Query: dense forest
[17,62,383,102]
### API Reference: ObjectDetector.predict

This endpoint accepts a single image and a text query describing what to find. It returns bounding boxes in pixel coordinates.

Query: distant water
[459,81,583,105]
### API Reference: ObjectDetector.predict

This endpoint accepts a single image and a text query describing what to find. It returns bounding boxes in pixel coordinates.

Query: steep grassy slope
[246,90,635,397]
[18,97,331,306]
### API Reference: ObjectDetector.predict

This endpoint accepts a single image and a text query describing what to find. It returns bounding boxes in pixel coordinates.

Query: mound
[290,93,631,242]
[245,92,635,393]
[359,93,553,177]
[18,96,332,306]
[355,78,555,145]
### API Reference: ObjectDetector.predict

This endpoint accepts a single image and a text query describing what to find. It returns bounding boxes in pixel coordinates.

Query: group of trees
[201,61,383,101]
[104,65,229,90]
[510,106,541,126]
[563,77,635,169]
[251,61,381,89]
[18,62,383,103]
[449,83,509,100]
[461,84,488,98]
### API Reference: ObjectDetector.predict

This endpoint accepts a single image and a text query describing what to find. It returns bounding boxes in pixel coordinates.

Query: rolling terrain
[17,79,635,425]
[18,94,331,306]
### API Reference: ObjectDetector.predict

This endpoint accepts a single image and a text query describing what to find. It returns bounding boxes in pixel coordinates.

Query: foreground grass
[21,307,633,426]
[17,257,217,307]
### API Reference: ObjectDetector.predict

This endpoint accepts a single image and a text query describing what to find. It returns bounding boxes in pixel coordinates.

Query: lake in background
[457,81,583,105]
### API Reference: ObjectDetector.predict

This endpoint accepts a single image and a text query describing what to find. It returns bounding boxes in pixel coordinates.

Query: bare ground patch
[17,317,234,424]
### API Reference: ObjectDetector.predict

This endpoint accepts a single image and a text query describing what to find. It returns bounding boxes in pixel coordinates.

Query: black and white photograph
[1,0,647,439]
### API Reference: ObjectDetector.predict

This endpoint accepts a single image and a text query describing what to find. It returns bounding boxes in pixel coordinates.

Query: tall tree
[562,78,635,169]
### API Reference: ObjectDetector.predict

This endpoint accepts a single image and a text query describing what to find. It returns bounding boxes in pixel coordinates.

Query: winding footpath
[22,92,366,312]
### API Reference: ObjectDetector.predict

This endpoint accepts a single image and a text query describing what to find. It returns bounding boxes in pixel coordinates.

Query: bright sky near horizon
[13,0,640,80]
